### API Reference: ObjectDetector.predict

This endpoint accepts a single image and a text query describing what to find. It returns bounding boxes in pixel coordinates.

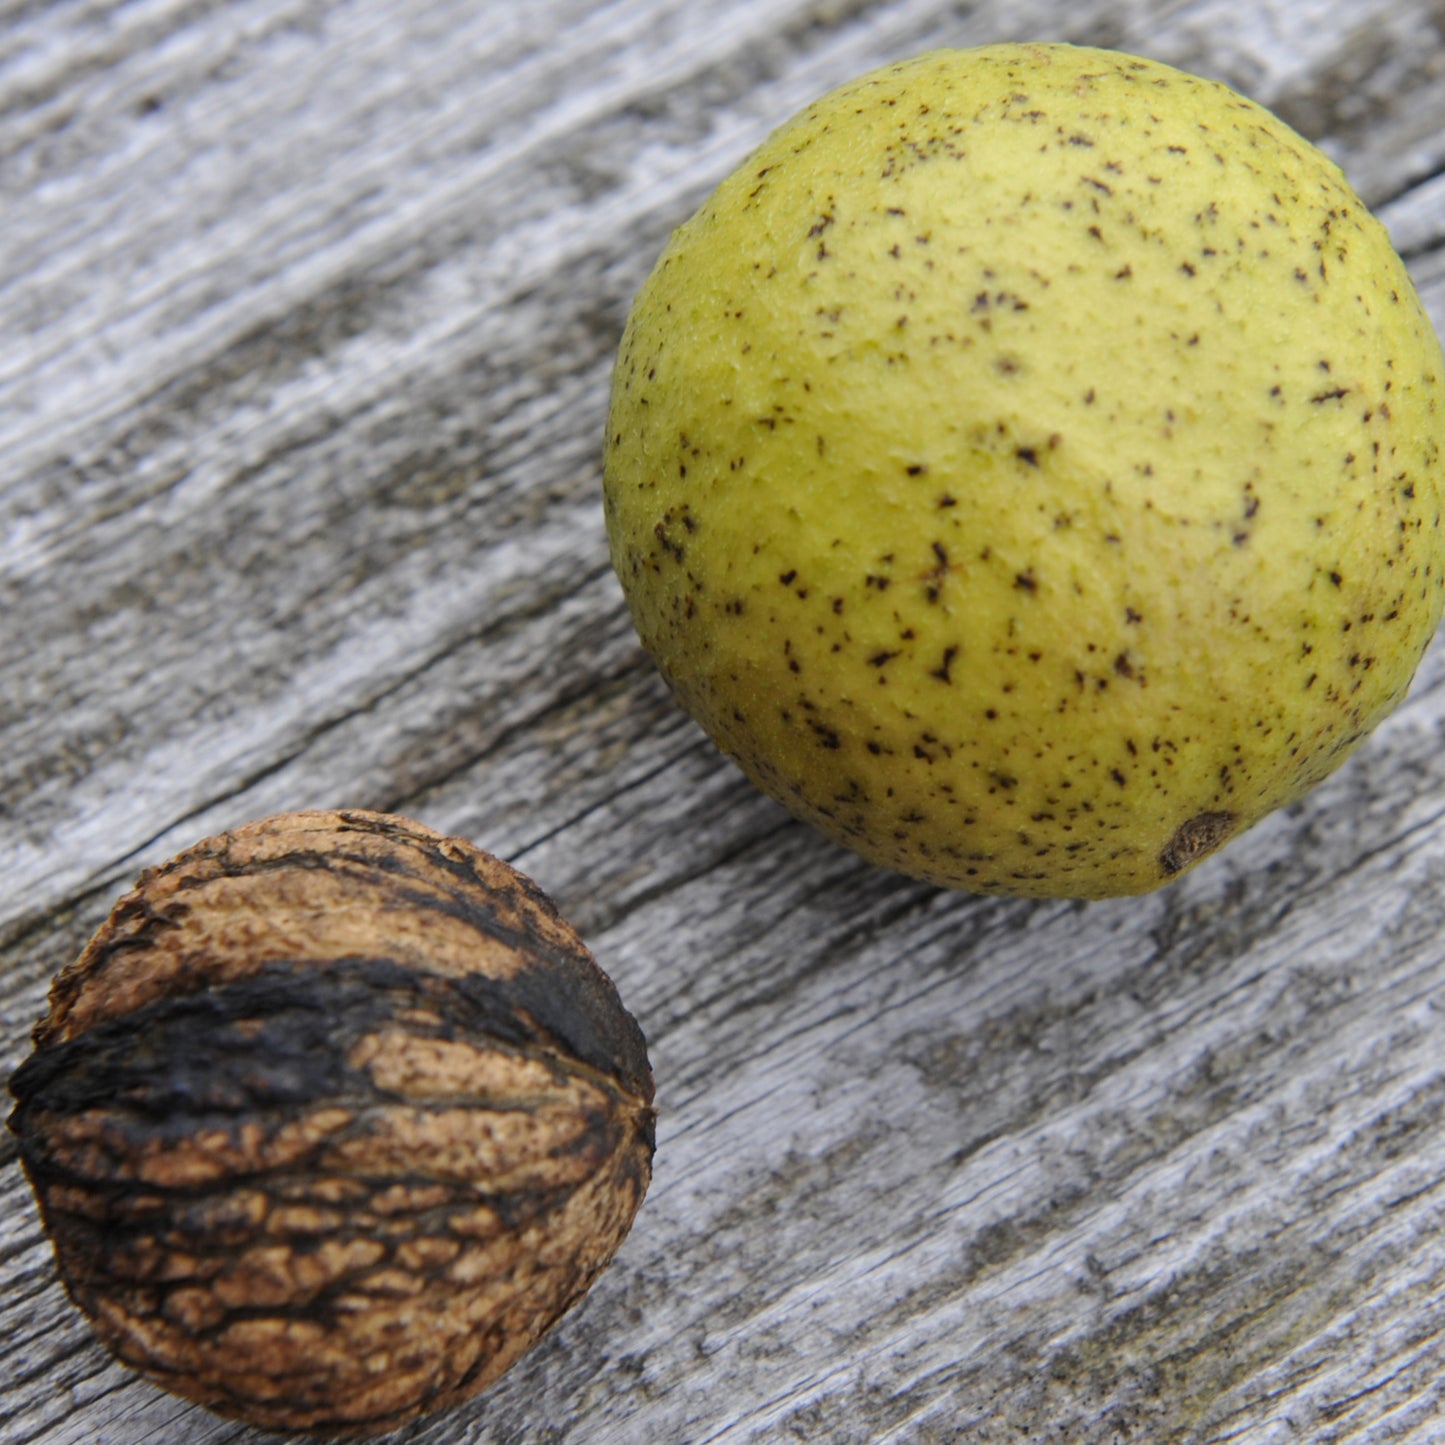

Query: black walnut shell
[7,809,655,1437]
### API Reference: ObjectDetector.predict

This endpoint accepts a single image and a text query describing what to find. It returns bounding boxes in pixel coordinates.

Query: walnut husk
[7,809,655,1437]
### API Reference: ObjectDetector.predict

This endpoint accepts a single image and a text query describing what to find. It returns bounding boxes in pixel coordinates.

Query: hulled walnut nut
[7,809,655,1437]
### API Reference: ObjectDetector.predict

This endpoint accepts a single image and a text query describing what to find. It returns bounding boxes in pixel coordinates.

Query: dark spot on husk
[1159,811,1238,877]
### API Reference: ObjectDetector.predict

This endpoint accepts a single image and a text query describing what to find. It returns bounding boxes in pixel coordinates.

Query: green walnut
[603,42,1445,897]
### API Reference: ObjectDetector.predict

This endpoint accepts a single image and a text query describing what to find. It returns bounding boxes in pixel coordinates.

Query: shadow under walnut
[7,809,655,1438]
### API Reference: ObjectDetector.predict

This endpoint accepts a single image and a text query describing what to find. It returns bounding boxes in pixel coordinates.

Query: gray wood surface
[5,1,1445,1441]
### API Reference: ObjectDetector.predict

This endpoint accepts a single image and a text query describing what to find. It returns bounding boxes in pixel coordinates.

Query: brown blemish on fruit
[1159,810,1238,876]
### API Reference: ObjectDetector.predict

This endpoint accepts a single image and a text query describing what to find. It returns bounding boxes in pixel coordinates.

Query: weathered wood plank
[5,1,1445,1442]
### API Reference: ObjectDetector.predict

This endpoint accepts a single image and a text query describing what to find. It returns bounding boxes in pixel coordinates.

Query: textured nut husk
[7,809,655,1437]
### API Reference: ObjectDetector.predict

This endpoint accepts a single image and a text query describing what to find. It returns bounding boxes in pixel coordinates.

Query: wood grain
[5,1,1445,1441]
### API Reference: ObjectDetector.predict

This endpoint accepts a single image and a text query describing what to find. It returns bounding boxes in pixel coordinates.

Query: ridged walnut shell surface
[7,810,655,1437]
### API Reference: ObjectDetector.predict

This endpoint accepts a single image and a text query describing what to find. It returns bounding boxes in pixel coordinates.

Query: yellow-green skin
[603,43,1445,898]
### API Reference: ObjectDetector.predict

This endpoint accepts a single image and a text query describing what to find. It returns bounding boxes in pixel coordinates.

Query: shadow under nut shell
[7,809,656,1437]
